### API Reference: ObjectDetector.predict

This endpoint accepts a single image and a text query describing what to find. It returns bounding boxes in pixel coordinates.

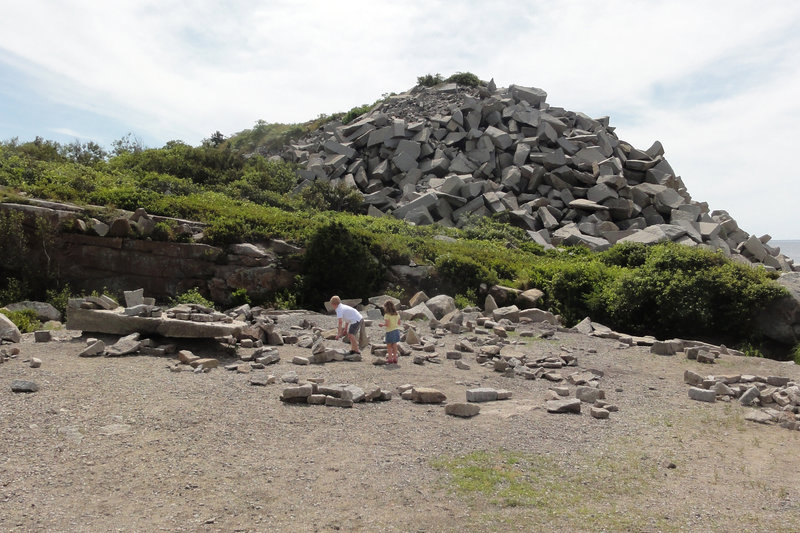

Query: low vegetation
[431,448,667,531]
[0,105,789,356]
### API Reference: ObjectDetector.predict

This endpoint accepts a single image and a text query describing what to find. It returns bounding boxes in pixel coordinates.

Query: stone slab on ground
[66,307,245,339]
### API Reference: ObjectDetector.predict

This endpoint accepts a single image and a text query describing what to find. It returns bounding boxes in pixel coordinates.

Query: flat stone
[683,370,704,386]
[177,350,198,364]
[11,380,39,393]
[192,358,219,369]
[744,410,774,424]
[105,333,142,357]
[249,374,270,386]
[325,396,354,408]
[576,386,605,403]
[66,307,245,339]
[307,394,327,405]
[445,403,480,418]
[546,398,581,413]
[411,387,446,404]
[688,387,716,403]
[281,383,313,400]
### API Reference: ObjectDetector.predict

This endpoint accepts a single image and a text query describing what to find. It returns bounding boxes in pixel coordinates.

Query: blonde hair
[383,301,398,315]
[329,295,341,306]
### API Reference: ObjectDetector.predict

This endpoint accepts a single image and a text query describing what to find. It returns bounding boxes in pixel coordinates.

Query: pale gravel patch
[1,318,799,532]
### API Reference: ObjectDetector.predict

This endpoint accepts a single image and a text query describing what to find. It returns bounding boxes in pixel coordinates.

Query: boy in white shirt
[329,295,363,354]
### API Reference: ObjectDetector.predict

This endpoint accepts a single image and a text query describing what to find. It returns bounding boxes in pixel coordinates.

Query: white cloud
[1,0,799,237]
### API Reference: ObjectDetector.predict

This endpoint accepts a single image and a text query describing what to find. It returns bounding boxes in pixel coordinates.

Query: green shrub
[169,287,215,308]
[417,73,444,87]
[273,289,298,310]
[596,244,785,340]
[445,72,481,87]
[342,103,373,125]
[435,252,497,296]
[0,277,29,306]
[0,211,28,272]
[230,288,251,307]
[600,242,648,268]
[543,259,611,326]
[46,284,73,317]
[300,221,383,308]
[454,289,477,309]
[300,180,364,213]
[793,344,800,365]
[150,221,175,241]
[0,308,41,333]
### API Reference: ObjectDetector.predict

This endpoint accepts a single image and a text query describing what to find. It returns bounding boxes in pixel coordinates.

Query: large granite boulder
[757,272,800,345]
[0,313,21,343]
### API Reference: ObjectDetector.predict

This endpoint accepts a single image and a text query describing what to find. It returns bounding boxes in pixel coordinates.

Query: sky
[1,1,799,239]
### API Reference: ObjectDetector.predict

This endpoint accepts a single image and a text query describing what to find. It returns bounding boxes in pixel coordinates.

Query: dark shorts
[385,329,400,344]
[348,321,362,335]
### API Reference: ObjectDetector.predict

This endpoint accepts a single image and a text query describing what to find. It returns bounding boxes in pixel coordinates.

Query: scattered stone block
[466,388,499,403]
[249,374,270,386]
[325,397,354,408]
[445,403,480,418]
[11,380,39,393]
[281,384,313,401]
[33,330,52,343]
[191,358,219,369]
[576,386,605,403]
[546,398,581,413]
[688,387,716,403]
[411,387,446,404]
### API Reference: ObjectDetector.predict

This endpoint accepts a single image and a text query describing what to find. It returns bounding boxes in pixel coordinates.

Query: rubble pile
[285,81,796,272]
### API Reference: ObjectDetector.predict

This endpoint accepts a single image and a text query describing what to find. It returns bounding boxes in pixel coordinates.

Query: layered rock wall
[0,202,298,305]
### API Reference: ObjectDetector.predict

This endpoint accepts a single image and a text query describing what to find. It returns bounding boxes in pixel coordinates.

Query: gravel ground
[2,313,800,532]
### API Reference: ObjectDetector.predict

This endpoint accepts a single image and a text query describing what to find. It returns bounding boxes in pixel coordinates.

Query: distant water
[773,240,800,264]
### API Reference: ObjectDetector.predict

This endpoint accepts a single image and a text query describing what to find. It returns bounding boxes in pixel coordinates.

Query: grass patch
[431,448,671,531]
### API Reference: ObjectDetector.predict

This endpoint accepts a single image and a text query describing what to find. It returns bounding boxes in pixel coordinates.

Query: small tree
[300,222,383,308]
[417,73,444,87]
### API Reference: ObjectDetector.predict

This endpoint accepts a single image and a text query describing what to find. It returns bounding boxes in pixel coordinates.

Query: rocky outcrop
[757,272,800,346]
[285,81,796,272]
[0,202,299,305]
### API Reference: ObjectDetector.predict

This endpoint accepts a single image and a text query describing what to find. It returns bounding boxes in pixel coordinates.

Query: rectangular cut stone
[323,139,357,159]
[466,388,499,402]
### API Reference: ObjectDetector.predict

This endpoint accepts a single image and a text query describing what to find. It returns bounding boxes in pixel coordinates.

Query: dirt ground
[2,313,800,533]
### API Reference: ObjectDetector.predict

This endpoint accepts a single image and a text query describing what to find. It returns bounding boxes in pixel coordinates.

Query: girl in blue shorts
[379,301,402,364]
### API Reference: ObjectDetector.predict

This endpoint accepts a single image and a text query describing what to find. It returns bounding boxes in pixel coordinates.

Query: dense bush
[417,72,481,88]
[595,243,784,341]
[0,308,41,333]
[300,221,383,308]
[169,287,215,308]
[300,181,364,213]
[446,72,481,87]
[417,73,444,87]
[341,103,373,125]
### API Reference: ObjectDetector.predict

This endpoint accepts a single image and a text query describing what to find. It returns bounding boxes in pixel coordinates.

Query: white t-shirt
[336,303,362,323]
